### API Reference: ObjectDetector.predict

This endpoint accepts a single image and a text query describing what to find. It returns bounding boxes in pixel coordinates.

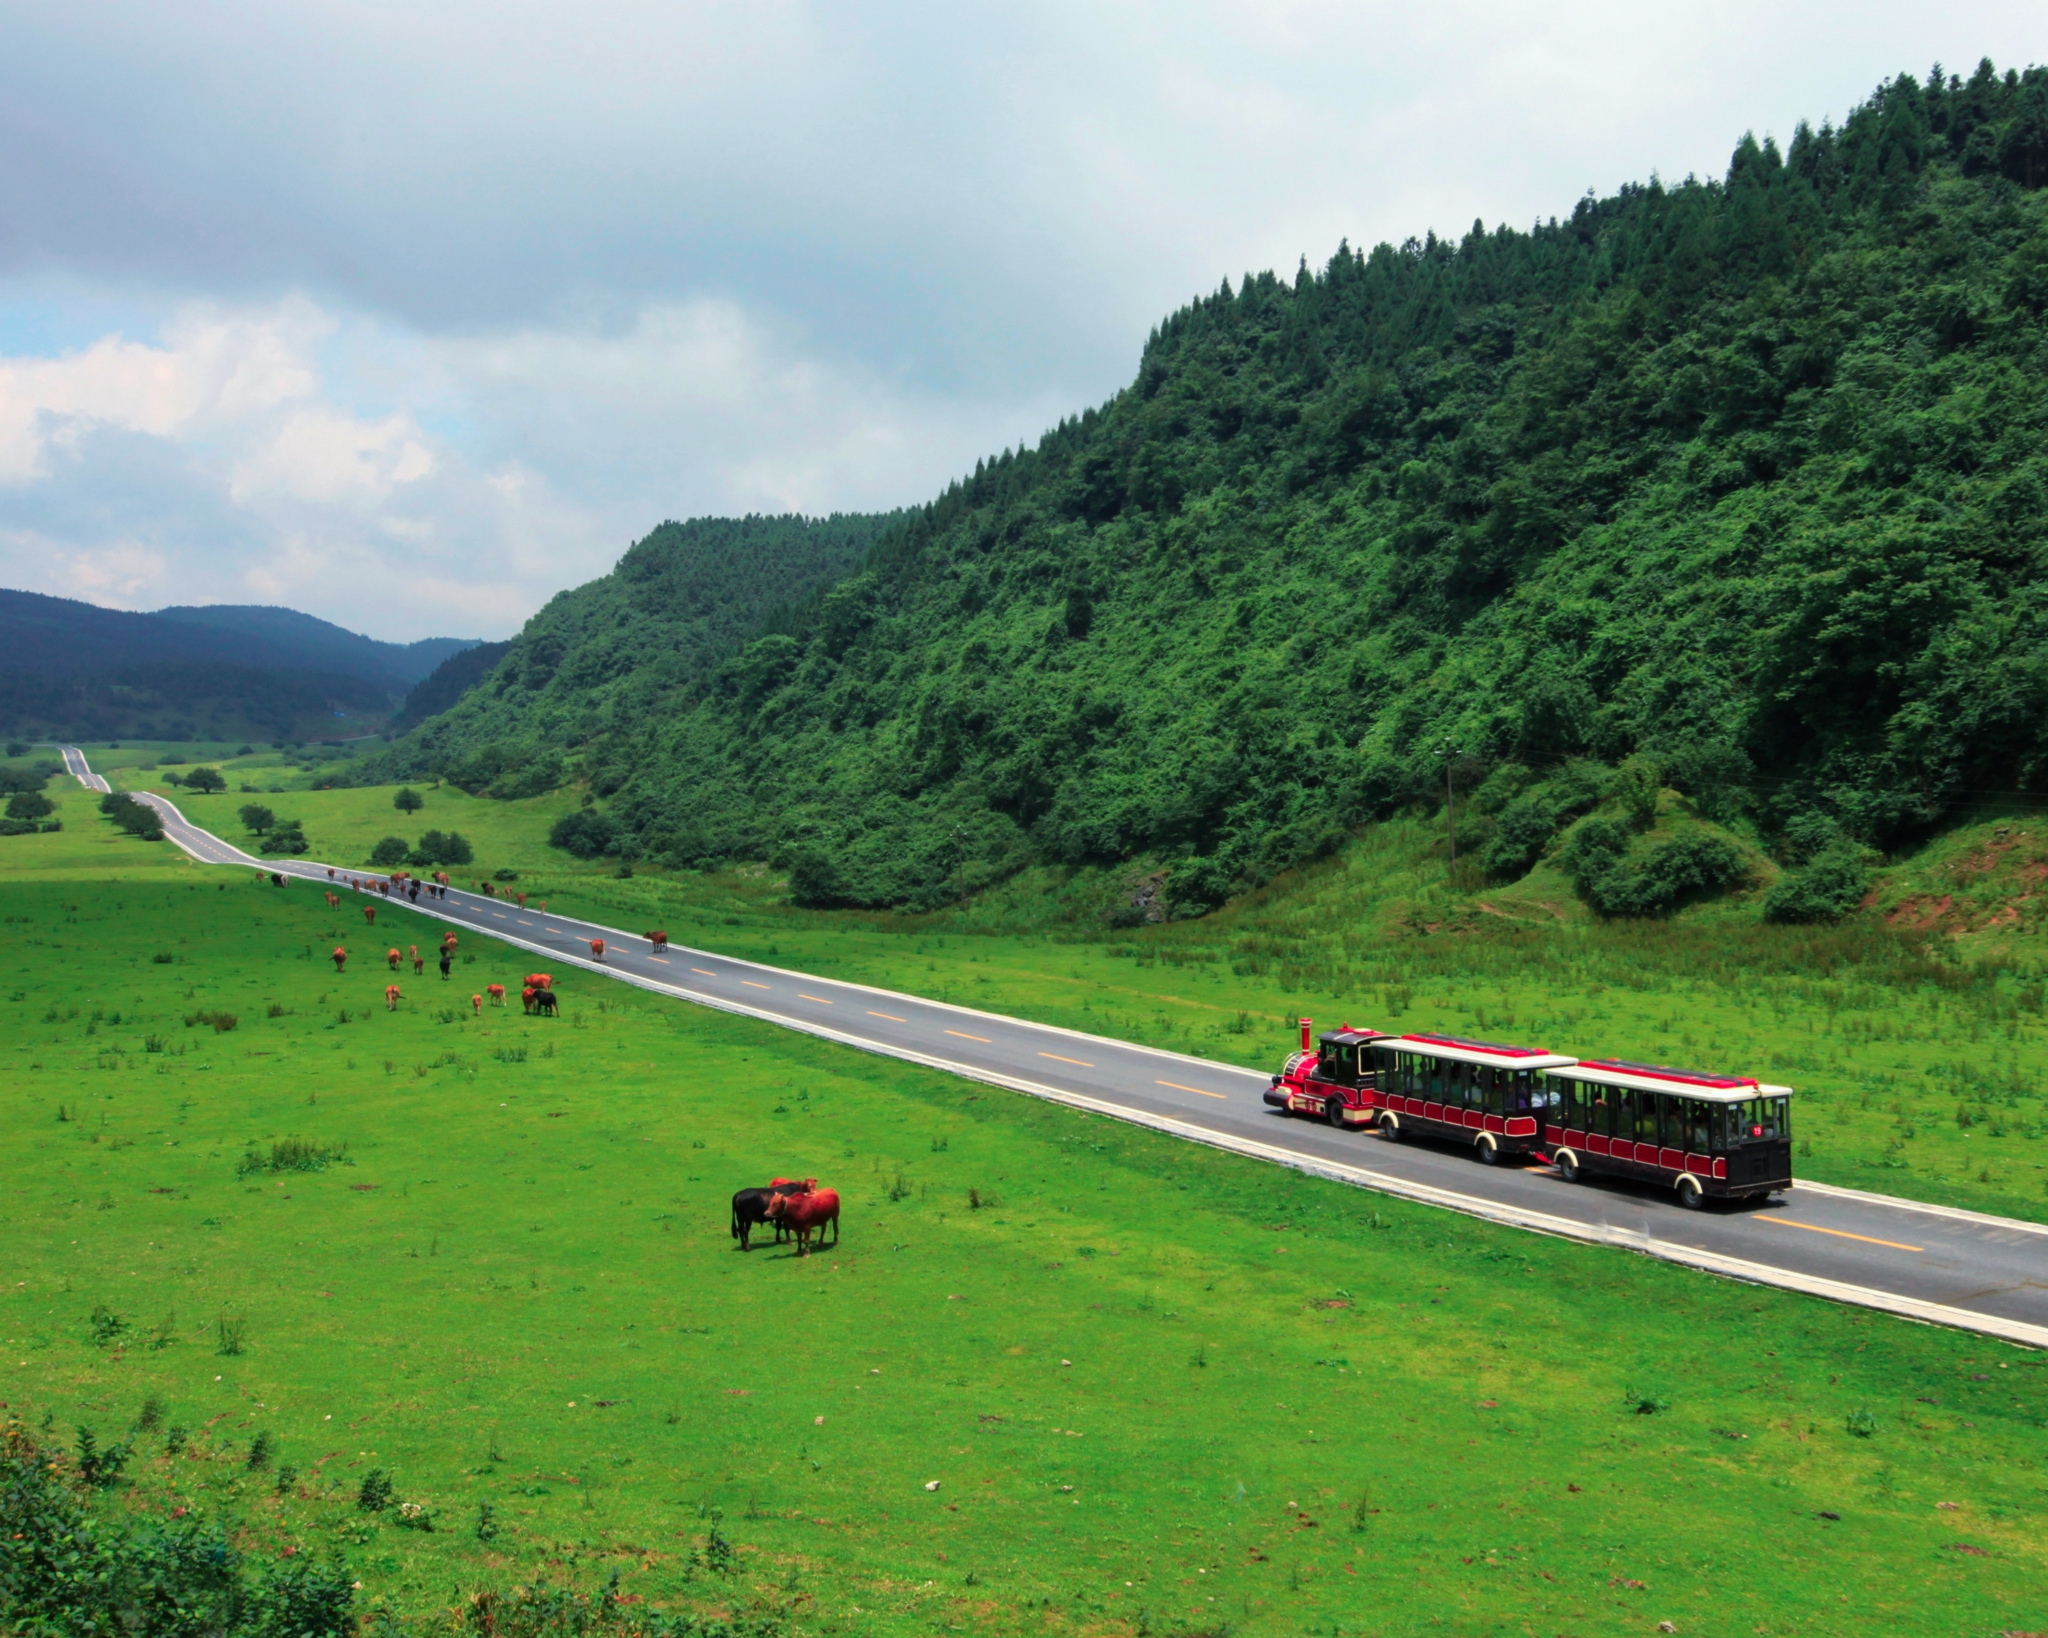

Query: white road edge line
[82,756,2048,1352]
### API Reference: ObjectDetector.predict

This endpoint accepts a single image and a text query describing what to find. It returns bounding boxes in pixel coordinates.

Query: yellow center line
[545,927,562,934]
[800,994,833,1004]
[648,956,668,963]
[946,1029,992,1043]
[691,968,717,977]
[1040,1051,1094,1067]
[741,980,770,990]
[1756,1217,1921,1253]
[1157,1079,1228,1100]
[868,1010,907,1022]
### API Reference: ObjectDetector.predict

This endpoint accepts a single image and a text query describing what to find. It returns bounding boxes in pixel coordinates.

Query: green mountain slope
[409,64,2048,912]
[364,512,895,796]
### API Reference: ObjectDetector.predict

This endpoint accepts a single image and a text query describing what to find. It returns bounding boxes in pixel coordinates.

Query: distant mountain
[152,605,474,687]
[390,639,516,730]
[359,513,894,796]
[0,588,482,741]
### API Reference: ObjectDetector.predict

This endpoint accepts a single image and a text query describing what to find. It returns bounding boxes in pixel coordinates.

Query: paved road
[64,746,2048,1349]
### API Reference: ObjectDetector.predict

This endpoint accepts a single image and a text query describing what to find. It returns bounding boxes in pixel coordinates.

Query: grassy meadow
[23,744,2048,1228]
[5,832,2048,1634]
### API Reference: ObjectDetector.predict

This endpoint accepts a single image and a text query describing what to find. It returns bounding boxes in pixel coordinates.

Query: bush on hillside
[393,786,423,812]
[410,829,473,866]
[1564,819,1748,917]
[6,791,54,821]
[1763,849,1871,923]
[549,810,615,859]
[238,803,275,832]
[98,793,163,842]
[1480,762,1608,880]
[369,836,411,868]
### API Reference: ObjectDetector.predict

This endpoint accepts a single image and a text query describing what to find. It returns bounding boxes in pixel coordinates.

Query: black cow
[730,1180,808,1251]
[534,988,560,1016]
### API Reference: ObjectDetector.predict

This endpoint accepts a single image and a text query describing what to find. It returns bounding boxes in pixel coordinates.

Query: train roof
[1382,1032,1577,1071]
[1318,1027,1389,1047]
[1544,1058,1795,1102]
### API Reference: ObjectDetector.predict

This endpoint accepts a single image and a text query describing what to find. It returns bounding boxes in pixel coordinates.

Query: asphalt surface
[65,746,2048,1349]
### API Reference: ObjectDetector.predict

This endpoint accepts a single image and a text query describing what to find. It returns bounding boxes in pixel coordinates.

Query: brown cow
[331,946,348,971]
[363,904,376,925]
[645,930,668,950]
[486,984,507,1007]
[766,1186,841,1255]
[589,938,605,961]
[409,945,423,975]
[520,985,537,1014]
[525,973,552,990]
[386,948,401,971]
[471,992,483,1017]
[385,983,402,1012]
[441,932,458,953]
[516,892,527,909]
[326,868,336,880]
[324,891,339,909]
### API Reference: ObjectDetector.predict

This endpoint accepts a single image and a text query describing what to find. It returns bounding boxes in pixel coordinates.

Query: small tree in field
[239,804,275,833]
[393,787,424,813]
[183,767,227,795]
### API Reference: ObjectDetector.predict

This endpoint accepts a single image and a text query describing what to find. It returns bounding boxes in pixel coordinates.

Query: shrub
[5,791,54,821]
[235,1138,348,1177]
[184,1010,238,1033]
[247,1431,275,1471]
[357,1469,394,1512]
[1565,822,1747,917]
[393,786,424,813]
[263,820,310,856]
[368,836,411,868]
[238,803,276,833]
[1763,849,1871,924]
[411,829,474,866]
[548,810,615,859]
[87,1307,128,1348]
[74,1425,132,1488]
[215,1314,247,1357]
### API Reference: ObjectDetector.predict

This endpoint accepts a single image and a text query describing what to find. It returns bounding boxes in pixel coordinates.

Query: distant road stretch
[64,746,2048,1350]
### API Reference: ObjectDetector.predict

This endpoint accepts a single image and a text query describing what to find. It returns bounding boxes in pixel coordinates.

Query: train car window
[1484,1068,1507,1116]
[1638,1092,1664,1147]
[1424,1056,1445,1099]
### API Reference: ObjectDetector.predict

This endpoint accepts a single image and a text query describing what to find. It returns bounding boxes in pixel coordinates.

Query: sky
[0,2,2039,642]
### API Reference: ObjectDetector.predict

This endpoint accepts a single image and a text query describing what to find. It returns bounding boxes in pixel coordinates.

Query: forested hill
[361,513,894,797]
[406,63,2048,911]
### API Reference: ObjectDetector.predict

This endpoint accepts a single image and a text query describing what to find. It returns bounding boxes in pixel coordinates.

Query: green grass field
[5,821,2048,1634]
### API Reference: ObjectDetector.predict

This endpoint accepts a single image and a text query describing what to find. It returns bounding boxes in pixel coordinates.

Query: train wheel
[1555,1151,1580,1184]
[1475,1135,1500,1166]
[1675,1176,1705,1211]
[1325,1097,1347,1129]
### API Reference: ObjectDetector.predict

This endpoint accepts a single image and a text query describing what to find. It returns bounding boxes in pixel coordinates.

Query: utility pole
[1438,738,1461,875]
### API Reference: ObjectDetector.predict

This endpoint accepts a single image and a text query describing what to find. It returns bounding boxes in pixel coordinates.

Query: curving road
[62,746,2048,1349]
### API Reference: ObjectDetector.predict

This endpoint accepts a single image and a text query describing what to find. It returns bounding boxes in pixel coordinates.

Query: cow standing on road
[589,939,606,961]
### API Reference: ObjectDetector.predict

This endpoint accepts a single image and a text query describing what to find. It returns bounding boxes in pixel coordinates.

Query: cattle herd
[730,1178,841,1256]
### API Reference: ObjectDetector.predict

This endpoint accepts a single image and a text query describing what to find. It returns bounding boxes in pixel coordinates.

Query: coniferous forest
[369,64,2048,913]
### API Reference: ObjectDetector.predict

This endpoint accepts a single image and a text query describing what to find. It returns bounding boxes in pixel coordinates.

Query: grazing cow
[730,1179,810,1251]
[645,930,668,950]
[520,985,537,1014]
[363,904,377,925]
[270,872,285,887]
[517,893,527,909]
[589,938,605,961]
[439,952,452,980]
[385,984,402,1012]
[525,973,552,990]
[331,947,348,972]
[471,992,483,1016]
[387,948,402,971]
[534,988,560,1016]
[486,984,506,1006]
[324,892,339,909]
[767,1186,841,1255]
[409,945,423,975]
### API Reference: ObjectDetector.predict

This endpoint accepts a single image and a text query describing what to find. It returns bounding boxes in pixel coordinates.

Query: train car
[1363,1033,1578,1163]
[1540,1059,1794,1208]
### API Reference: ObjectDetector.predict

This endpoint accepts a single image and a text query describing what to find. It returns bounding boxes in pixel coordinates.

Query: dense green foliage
[0,1418,356,1637]
[388,64,2048,914]
[389,639,514,729]
[361,514,894,797]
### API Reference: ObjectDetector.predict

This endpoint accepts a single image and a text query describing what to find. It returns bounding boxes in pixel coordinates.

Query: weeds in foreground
[235,1137,348,1177]
[215,1313,247,1357]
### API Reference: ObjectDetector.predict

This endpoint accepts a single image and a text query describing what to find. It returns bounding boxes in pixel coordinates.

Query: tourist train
[1266,1020,1793,1207]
